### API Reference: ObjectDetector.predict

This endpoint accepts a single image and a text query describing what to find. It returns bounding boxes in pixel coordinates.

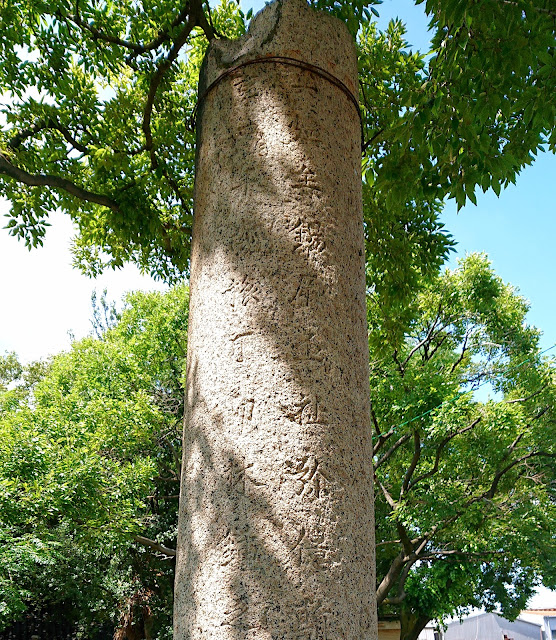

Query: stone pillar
[174,0,376,637]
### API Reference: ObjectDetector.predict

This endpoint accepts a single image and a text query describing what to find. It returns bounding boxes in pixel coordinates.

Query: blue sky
[443,152,556,353]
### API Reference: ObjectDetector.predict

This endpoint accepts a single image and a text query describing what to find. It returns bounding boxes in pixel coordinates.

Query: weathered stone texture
[174,0,376,637]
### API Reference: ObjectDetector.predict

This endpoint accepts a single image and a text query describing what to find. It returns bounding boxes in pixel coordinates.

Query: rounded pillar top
[199,0,358,98]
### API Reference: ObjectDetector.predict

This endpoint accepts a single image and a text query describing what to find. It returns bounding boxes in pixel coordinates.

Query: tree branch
[382,546,504,605]
[392,349,405,377]
[161,164,192,216]
[419,549,504,561]
[362,127,386,153]
[382,593,407,606]
[383,559,414,605]
[427,332,449,361]
[533,405,551,421]
[377,548,421,606]
[64,2,193,60]
[134,535,176,557]
[485,450,556,500]
[373,427,394,455]
[142,17,195,166]
[9,122,48,150]
[505,386,547,404]
[371,403,382,437]
[501,0,556,19]
[450,331,470,374]
[376,551,407,606]
[408,417,482,492]
[397,521,415,556]
[375,432,412,469]
[198,0,217,40]
[66,12,144,54]
[402,308,443,368]
[9,119,90,155]
[400,429,421,497]
[415,449,556,547]
[0,152,120,212]
[377,478,398,510]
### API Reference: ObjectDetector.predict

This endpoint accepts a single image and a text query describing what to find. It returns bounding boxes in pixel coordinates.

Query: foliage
[0,0,553,285]
[371,254,556,639]
[361,0,556,215]
[358,19,454,343]
[0,286,188,637]
[0,0,246,281]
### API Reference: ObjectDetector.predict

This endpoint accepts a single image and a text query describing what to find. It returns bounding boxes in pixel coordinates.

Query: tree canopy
[371,253,556,639]
[0,0,554,288]
[0,286,188,638]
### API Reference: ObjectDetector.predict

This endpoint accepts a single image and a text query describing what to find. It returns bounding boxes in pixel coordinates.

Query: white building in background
[439,610,556,640]
[418,623,443,640]
[519,610,556,640]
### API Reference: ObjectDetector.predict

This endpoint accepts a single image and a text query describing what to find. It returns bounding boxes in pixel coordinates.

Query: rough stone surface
[174,0,376,637]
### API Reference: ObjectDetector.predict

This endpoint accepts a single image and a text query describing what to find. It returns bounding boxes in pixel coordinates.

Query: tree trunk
[174,0,376,637]
[400,608,431,640]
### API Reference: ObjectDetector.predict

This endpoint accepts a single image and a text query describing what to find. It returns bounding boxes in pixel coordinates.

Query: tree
[0,286,189,638]
[1,0,554,636]
[371,254,556,640]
